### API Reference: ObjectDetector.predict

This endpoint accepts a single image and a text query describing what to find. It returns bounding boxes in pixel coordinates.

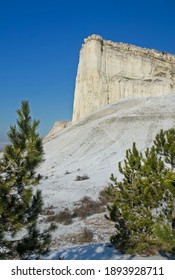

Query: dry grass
[75,174,89,181]
[72,196,106,219]
[63,227,94,245]
[44,195,106,226]
[45,209,73,225]
[42,209,55,216]
[42,206,55,216]
[50,213,115,249]
[80,227,94,243]
[44,190,108,229]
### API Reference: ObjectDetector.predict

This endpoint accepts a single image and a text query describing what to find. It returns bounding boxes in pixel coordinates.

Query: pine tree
[0,101,54,259]
[153,223,175,253]
[106,132,175,255]
[154,128,175,170]
[118,142,142,183]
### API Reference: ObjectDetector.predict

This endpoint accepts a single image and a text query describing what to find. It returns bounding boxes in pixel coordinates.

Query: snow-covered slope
[38,94,175,254]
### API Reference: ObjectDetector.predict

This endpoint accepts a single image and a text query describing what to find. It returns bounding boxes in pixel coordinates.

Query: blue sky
[0,0,175,145]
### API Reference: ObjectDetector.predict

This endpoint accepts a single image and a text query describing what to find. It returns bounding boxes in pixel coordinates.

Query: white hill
[38,94,175,258]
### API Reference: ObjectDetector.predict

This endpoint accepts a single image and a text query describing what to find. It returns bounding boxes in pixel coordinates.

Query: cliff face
[72,34,175,122]
[43,121,71,143]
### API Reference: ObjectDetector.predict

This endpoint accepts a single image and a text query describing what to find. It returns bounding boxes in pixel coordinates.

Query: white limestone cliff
[43,121,71,143]
[72,34,175,122]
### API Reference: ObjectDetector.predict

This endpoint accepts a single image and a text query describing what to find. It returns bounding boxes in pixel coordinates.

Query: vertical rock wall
[72,34,175,122]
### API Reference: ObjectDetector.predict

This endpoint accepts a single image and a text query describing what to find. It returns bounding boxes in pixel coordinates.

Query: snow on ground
[46,243,175,260]
[37,94,175,259]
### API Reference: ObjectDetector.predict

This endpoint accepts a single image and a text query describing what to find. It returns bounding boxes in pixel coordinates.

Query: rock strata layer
[72,34,175,122]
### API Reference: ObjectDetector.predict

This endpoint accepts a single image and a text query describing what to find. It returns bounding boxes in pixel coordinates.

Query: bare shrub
[75,174,89,181]
[65,170,71,175]
[42,208,55,216]
[64,228,94,245]
[80,227,94,243]
[73,196,105,219]
[45,209,72,225]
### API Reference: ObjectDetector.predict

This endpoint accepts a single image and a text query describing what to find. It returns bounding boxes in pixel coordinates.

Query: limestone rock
[72,34,175,122]
[43,121,71,143]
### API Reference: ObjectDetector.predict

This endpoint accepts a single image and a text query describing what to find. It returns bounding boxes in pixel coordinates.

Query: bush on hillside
[106,129,175,255]
[75,174,89,181]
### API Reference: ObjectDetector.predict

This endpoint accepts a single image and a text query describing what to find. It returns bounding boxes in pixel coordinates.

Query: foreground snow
[45,243,175,260]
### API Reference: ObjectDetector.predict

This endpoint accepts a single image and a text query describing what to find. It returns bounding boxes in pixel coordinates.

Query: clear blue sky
[0,0,175,145]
